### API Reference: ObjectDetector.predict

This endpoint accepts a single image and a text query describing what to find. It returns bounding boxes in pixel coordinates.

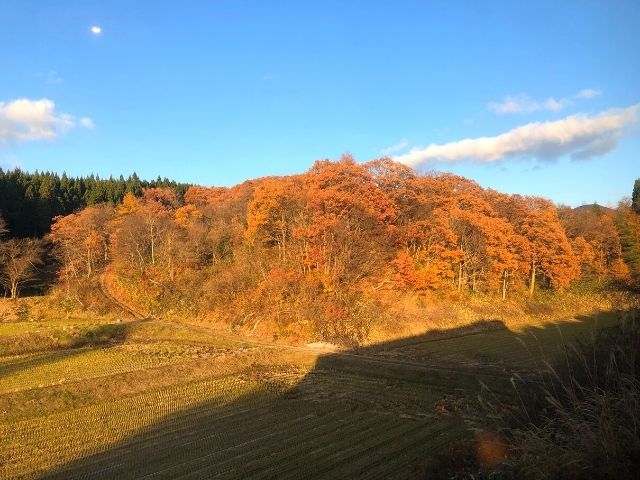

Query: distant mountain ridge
[573,203,616,214]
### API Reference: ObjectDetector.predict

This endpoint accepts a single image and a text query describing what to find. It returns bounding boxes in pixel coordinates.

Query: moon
[91,25,102,35]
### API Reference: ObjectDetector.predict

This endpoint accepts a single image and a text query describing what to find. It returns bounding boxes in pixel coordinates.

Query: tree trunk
[529,260,536,297]
[457,242,464,291]
[86,247,93,278]
[502,269,508,301]
[280,214,287,261]
[150,228,156,265]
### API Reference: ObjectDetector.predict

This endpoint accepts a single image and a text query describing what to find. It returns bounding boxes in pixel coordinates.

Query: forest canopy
[0,169,190,238]
[1,158,639,344]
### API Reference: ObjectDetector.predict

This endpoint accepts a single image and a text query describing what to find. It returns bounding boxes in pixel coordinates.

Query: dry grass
[505,310,640,479]
[454,310,640,479]
[368,287,640,346]
[2,288,637,478]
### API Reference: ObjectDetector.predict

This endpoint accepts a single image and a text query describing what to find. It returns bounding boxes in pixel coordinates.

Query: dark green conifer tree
[632,178,640,214]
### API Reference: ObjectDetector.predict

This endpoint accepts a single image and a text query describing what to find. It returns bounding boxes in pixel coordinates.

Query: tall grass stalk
[509,311,640,479]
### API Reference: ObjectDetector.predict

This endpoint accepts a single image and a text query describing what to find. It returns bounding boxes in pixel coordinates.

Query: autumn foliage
[29,159,638,343]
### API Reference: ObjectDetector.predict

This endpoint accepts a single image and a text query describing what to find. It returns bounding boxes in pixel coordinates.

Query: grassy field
[0,306,630,479]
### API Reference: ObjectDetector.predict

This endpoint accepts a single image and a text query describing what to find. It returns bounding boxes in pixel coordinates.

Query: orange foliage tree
[560,205,627,282]
[50,205,113,279]
[294,156,396,286]
[513,197,578,295]
[246,177,303,262]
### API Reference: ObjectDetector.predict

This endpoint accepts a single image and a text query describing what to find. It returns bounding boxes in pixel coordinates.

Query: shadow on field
[37,310,633,480]
[0,320,145,378]
[0,349,89,380]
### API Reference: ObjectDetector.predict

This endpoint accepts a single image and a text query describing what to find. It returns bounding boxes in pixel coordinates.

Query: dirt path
[96,270,518,387]
[98,271,149,320]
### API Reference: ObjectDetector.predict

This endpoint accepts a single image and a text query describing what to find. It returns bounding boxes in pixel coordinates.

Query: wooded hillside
[2,157,639,344]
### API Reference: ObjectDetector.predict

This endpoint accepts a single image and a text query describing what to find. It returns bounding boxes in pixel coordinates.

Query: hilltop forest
[1,158,639,344]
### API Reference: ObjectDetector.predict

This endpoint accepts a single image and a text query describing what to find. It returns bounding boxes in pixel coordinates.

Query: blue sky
[1,0,638,206]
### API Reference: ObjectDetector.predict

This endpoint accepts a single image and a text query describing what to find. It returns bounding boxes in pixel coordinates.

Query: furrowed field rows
[0,343,231,393]
[291,418,458,480]
[1,313,622,479]
[58,402,333,478]
[213,411,395,479]
[0,376,277,479]
[295,370,450,410]
[363,315,619,370]
[293,414,460,479]
[268,417,431,480]
[317,353,515,396]
[51,399,461,480]
[132,408,354,478]
[373,331,540,368]
[0,359,464,480]
[93,407,375,479]
[355,420,460,480]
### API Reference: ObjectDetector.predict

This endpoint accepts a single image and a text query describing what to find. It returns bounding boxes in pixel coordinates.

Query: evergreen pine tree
[632,178,640,214]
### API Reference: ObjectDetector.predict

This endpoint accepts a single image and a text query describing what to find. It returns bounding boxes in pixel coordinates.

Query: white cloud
[394,104,639,168]
[488,88,601,115]
[542,97,566,112]
[488,94,557,114]
[80,117,94,128]
[380,138,409,156]
[576,88,601,99]
[0,98,88,143]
